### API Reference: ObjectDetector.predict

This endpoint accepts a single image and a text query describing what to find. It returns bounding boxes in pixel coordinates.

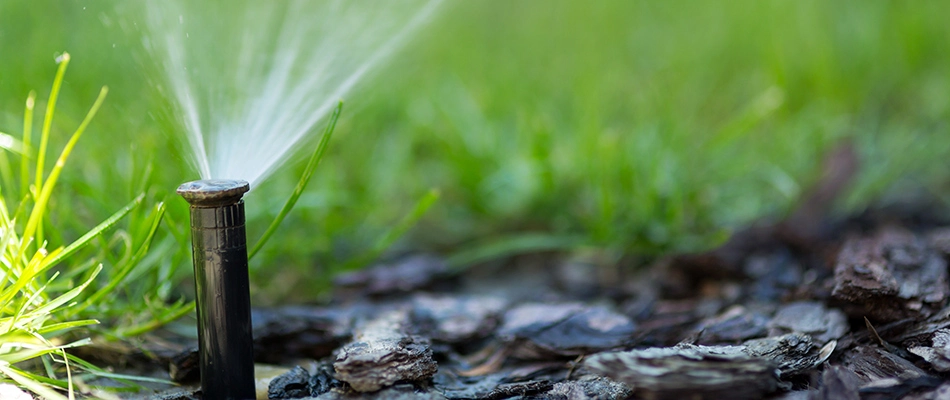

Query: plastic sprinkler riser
[178,179,256,400]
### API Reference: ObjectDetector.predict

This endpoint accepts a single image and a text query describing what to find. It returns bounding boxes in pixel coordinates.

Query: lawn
[0,0,949,395]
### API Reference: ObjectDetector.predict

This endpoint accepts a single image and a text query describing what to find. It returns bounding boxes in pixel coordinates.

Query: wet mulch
[101,145,950,399]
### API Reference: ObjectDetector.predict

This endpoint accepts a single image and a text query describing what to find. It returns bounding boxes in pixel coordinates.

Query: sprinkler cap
[177,179,250,207]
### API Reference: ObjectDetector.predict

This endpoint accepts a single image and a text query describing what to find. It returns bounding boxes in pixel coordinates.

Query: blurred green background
[1,1,948,303]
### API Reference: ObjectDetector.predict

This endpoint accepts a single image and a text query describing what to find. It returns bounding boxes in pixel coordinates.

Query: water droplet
[179,15,184,24]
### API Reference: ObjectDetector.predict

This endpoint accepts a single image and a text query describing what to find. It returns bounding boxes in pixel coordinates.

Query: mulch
[107,143,950,399]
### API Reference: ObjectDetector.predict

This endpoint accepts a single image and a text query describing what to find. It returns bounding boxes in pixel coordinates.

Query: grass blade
[6,368,68,390]
[249,101,342,260]
[34,54,69,193]
[35,320,99,335]
[65,353,175,386]
[63,349,74,400]
[20,91,36,200]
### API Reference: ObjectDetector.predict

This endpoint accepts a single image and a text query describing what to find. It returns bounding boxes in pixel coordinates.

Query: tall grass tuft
[0,54,173,399]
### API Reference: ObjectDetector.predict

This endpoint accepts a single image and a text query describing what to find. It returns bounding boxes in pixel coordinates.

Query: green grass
[1,0,949,305]
[0,54,107,399]
[0,55,187,398]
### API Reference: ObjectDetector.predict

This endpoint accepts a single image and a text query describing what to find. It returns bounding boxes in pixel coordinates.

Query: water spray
[146,0,443,186]
[178,179,256,399]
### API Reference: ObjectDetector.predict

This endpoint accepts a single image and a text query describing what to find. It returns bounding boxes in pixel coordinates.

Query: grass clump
[0,54,182,398]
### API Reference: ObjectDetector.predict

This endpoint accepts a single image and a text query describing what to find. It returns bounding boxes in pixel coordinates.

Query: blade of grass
[35,320,99,335]
[7,368,69,390]
[42,355,58,383]
[1,345,56,366]
[1,338,89,368]
[20,91,36,200]
[249,101,342,260]
[34,54,69,193]
[65,353,175,387]
[62,349,73,400]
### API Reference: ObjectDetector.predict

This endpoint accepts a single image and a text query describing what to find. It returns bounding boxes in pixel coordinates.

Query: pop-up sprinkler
[178,179,256,399]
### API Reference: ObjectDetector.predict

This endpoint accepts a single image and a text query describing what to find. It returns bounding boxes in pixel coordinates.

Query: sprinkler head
[177,179,250,207]
[178,179,256,400]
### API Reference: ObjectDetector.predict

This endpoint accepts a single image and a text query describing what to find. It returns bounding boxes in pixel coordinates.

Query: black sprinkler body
[178,179,256,400]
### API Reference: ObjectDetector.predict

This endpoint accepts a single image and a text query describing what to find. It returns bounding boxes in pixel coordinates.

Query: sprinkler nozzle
[178,179,256,400]
[178,179,250,206]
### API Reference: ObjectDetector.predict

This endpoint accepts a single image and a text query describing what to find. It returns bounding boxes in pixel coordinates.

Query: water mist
[145,0,442,187]
[145,1,442,396]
